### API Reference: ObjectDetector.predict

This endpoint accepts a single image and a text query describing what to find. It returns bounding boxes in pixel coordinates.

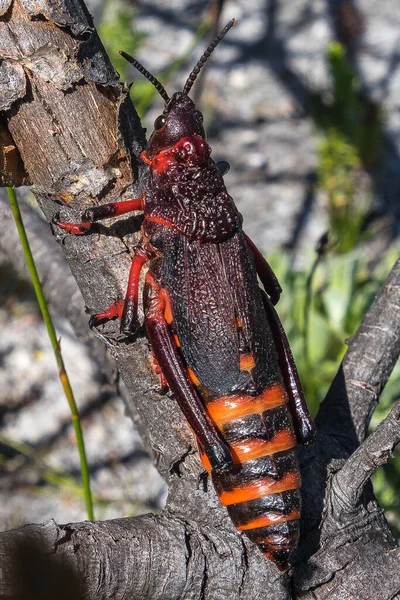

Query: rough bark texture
[0,0,399,598]
[0,121,30,185]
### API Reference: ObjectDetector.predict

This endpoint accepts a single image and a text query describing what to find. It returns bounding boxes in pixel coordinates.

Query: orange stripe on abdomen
[206,384,288,425]
[230,429,296,463]
[199,428,296,470]
[237,509,300,531]
[219,472,301,506]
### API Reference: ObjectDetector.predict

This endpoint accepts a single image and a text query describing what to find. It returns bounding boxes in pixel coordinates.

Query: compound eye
[154,114,167,131]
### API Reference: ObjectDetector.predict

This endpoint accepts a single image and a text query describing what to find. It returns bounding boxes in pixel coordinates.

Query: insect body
[55,19,315,571]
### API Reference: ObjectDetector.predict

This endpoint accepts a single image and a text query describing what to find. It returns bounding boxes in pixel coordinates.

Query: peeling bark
[0,0,400,598]
[0,122,30,185]
[0,0,145,201]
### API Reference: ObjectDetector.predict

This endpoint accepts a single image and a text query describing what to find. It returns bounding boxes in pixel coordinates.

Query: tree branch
[316,257,400,451]
[0,503,289,600]
[293,259,400,598]
[330,399,400,520]
[0,121,30,186]
[0,191,154,454]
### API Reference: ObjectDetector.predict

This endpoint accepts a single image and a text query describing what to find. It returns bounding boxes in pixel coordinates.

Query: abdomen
[156,231,302,569]
[199,384,301,571]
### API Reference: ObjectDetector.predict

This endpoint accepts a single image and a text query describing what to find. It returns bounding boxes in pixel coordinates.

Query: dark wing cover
[219,231,282,390]
[159,233,240,395]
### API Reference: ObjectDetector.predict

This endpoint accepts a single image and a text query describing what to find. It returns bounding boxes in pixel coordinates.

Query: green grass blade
[6,187,94,521]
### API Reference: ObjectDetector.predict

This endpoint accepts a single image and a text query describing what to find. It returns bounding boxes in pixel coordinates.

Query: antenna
[182,18,237,97]
[118,51,170,103]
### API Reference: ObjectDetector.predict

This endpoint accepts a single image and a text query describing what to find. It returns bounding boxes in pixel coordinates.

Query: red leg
[53,195,145,235]
[244,232,282,305]
[120,245,154,334]
[152,353,169,392]
[261,291,316,444]
[89,243,153,334]
[89,300,125,328]
[144,272,233,473]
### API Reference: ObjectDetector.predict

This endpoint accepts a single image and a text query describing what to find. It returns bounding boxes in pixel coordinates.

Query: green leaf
[307,309,332,363]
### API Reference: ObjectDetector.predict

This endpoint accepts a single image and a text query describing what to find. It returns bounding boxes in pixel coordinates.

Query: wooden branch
[293,267,400,600]
[1,0,146,199]
[0,191,153,452]
[316,257,400,449]
[0,516,290,600]
[0,121,30,185]
[330,400,400,519]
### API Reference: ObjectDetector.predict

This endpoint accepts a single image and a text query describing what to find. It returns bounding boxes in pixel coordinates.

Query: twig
[331,400,400,516]
[316,258,400,448]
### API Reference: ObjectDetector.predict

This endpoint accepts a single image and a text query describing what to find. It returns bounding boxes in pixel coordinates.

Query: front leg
[144,272,234,474]
[52,198,151,333]
[89,242,154,334]
[53,195,145,234]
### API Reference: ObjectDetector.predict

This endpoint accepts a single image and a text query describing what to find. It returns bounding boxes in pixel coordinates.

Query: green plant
[268,244,400,538]
[269,246,399,410]
[97,0,145,80]
[6,187,94,521]
[314,42,383,254]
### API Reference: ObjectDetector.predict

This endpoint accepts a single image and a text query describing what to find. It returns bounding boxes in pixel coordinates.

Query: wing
[159,232,240,395]
[218,230,281,390]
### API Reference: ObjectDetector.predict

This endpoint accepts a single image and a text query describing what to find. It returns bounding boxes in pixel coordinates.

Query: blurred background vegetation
[1,0,399,541]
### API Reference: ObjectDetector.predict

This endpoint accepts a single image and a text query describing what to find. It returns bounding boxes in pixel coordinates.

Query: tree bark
[0,1,399,598]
